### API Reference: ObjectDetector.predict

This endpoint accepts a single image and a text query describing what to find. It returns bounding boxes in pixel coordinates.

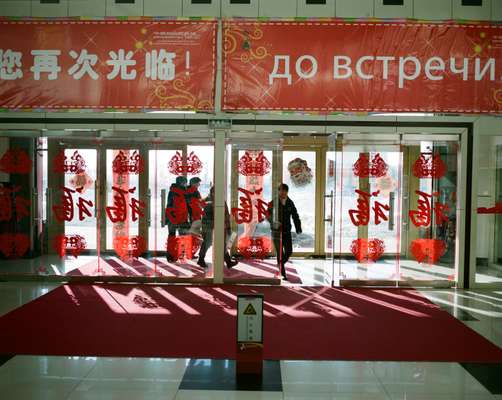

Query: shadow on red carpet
[66,258,302,283]
[0,284,500,362]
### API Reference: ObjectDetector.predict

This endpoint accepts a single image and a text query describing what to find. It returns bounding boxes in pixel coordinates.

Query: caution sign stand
[236,294,264,376]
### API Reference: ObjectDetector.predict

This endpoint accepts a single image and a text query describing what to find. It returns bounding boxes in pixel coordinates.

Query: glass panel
[475,135,502,284]
[333,134,460,285]
[225,141,282,281]
[336,140,401,282]
[148,144,215,279]
[400,139,458,283]
[282,151,316,252]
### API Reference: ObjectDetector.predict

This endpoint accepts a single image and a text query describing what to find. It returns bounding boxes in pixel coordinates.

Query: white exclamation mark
[185,51,190,76]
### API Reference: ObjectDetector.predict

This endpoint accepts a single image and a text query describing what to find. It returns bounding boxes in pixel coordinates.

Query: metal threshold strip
[340,279,455,288]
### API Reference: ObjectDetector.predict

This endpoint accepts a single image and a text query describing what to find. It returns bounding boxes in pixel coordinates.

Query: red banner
[223,20,502,113]
[0,19,216,111]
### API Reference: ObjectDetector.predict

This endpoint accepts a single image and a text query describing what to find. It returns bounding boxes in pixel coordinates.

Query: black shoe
[226,259,238,269]
[197,258,208,269]
[282,274,288,281]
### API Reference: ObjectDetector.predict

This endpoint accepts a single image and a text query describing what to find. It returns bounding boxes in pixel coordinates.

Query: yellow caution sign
[243,303,257,315]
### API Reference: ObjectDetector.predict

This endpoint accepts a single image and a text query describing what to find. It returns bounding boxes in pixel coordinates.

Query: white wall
[0,0,500,19]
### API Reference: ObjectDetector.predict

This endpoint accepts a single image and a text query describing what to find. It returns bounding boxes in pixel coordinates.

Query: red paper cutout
[352,153,388,178]
[53,186,93,222]
[68,172,94,192]
[166,234,202,262]
[409,190,449,227]
[238,151,271,176]
[0,186,30,221]
[350,238,385,262]
[478,202,502,214]
[106,186,145,223]
[412,153,447,178]
[53,234,86,258]
[348,189,389,226]
[113,235,147,259]
[0,148,32,174]
[410,239,447,264]
[231,187,270,224]
[237,236,271,259]
[0,233,30,258]
[53,150,86,174]
[112,150,144,175]
[168,151,203,175]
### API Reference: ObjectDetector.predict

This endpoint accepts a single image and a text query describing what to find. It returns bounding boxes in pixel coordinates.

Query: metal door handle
[146,189,151,226]
[324,190,334,222]
[388,191,395,231]
[160,189,166,227]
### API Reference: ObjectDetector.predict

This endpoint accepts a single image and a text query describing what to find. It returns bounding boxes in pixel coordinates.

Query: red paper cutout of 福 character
[410,238,447,264]
[53,234,86,258]
[231,187,270,224]
[166,234,202,262]
[0,186,30,221]
[237,236,272,259]
[106,186,145,223]
[409,190,449,228]
[165,186,189,225]
[0,148,32,174]
[52,186,93,222]
[412,152,447,179]
[53,150,86,174]
[350,238,386,263]
[112,150,144,175]
[168,151,203,175]
[352,153,388,178]
[0,233,30,258]
[348,189,390,226]
[113,235,147,259]
[237,151,271,176]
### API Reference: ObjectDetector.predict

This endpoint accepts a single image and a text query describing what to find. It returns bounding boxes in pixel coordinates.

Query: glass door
[147,141,214,279]
[329,133,460,286]
[46,139,100,275]
[334,134,402,283]
[224,136,283,283]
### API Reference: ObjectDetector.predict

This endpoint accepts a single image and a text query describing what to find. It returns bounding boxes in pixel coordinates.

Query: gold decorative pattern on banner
[153,75,213,110]
[224,24,269,63]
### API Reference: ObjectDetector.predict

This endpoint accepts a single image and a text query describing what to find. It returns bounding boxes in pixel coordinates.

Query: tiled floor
[0,281,502,399]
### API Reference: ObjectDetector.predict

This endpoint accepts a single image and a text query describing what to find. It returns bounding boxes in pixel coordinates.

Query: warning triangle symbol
[243,303,257,315]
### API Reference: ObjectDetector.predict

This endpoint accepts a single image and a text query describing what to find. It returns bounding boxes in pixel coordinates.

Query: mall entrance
[0,129,464,287]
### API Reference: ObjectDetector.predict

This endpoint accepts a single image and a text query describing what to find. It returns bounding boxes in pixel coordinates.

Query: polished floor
[0,255,485,285]
[0,282,501,399]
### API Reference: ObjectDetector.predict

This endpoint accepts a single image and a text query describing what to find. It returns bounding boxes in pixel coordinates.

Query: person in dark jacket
[267,183,302,280]
[165,176,189,261]
[197,187,238,270]
[185,176,202,225]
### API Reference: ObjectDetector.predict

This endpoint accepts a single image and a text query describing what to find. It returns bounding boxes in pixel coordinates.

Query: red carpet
[66,258,302,283]
[1,284,501,362]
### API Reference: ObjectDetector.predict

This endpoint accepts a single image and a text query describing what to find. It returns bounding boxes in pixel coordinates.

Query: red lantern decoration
[53,150,86,174]
[112,150,144,175]
[350,238,385,263]
[0,148,32,174]
[168,151,203,175]
[113,235,147,259]
[237,151,271,176]
[237,236,272,259]
[412,153,447,179]
[410,239,447,264]
[53,234,86,258]
[0,233,30,258]
[352,153,388,178]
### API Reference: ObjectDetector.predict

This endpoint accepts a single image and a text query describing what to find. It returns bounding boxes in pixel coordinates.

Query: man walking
[268,183,302,281]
